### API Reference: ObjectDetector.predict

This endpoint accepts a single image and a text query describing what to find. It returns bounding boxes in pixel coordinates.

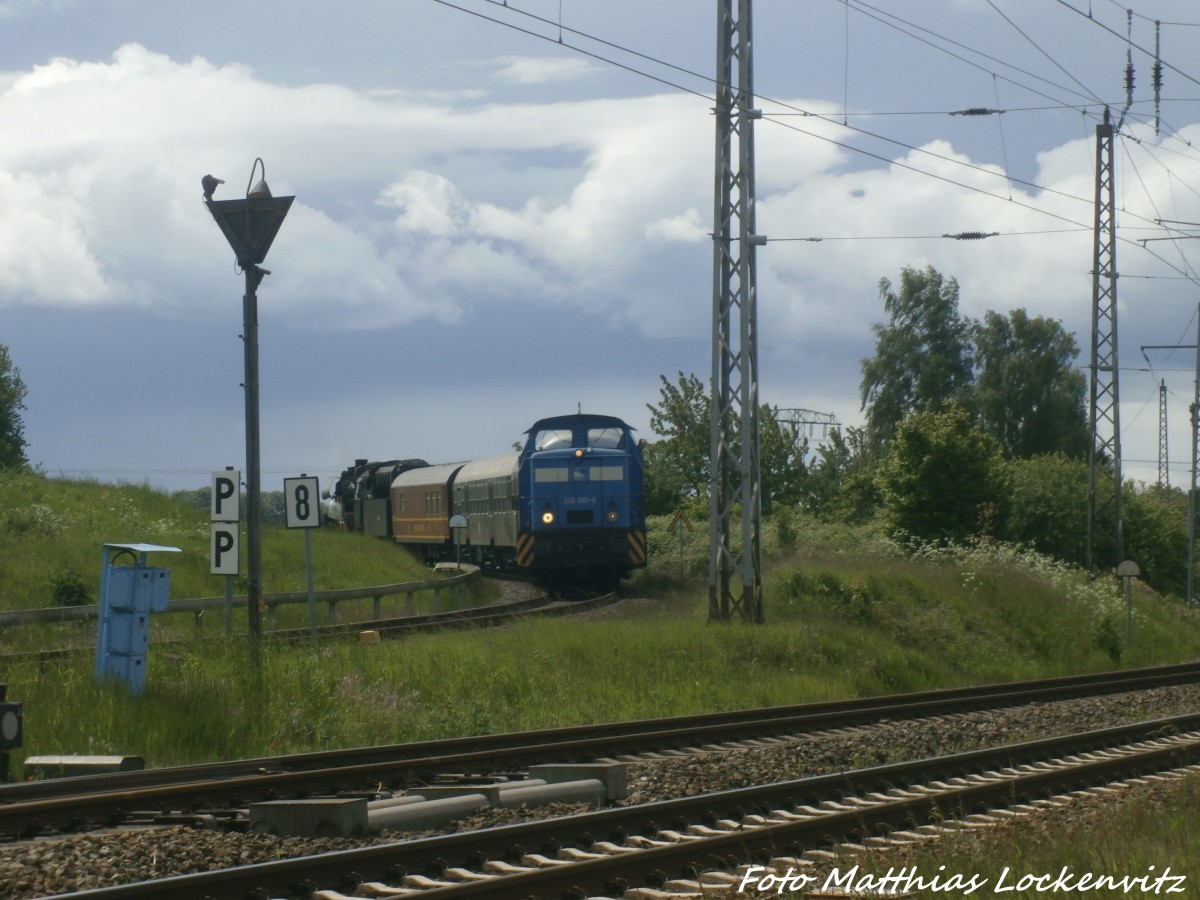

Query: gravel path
[2,684,1198,898]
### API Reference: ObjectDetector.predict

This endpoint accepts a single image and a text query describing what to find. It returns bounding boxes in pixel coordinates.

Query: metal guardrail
[0,565,481,629]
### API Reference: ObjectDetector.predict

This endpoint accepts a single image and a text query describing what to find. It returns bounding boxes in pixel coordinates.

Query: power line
[1052,0,1200,90]
[433,1,1194,237]
[985,0,1105,106]
[428,0,1200,284]
[841,0,1106,107]
[1101,0,1200,28]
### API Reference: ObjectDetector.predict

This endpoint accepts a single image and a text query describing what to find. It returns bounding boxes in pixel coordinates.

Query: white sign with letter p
[211,469,240,522]
[210,523,239,575]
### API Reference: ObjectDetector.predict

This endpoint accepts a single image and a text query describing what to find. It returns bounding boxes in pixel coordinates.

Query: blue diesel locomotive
[334,413,646,586]
[515,413,646,582]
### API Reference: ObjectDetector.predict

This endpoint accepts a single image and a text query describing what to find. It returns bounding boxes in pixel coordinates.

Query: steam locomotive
[326,413,646,585]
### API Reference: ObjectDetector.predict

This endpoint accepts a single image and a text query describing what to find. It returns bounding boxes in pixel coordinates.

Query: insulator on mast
[943,231,999,240]
[1153,20,1163,136]
[1123,9,1135,117]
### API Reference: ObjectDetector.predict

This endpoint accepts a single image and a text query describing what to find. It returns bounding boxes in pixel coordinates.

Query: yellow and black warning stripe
[627,530,647,566]
[516,532,535,568]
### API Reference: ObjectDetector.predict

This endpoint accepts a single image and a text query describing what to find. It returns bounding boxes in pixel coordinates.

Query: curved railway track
[0,587,615,670]
[35,714,1200,899]
[3,661,1200,842]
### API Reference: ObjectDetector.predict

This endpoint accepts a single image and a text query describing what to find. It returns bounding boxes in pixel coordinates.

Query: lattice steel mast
[709,0,764,623]
[1086,108,1124,571]
[1189,307,1200,605]
[1159,379,1169,488]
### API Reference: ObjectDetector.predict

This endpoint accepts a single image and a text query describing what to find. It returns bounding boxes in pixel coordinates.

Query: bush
[49,568,93,607]
[876,406,1007,544]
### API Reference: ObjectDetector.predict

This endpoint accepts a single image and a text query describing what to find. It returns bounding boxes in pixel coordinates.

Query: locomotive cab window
[533,429,573,451]
[587,427,624,449]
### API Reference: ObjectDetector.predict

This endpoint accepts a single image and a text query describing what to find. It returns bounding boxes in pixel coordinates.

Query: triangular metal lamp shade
[206,195,295,266]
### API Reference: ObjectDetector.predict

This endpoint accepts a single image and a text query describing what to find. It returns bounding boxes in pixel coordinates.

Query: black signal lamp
[0,684,23,751]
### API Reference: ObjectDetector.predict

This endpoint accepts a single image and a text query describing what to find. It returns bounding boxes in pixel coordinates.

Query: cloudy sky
[4,0,1200,495]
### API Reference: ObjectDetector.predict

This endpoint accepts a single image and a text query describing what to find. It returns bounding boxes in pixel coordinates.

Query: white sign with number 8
[284,476,322,529]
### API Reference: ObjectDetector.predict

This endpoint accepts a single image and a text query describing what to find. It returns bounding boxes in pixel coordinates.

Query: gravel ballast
[2,684,1199,899]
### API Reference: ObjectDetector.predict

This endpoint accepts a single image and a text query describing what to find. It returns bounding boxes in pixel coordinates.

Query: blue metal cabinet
[94,544,180,696]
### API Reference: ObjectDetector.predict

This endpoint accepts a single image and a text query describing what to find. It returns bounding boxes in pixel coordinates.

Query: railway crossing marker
[285,475,322,639]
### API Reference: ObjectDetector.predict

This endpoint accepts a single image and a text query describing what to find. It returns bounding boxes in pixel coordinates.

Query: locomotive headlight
[541,504,555,525]
[607,502,619,523]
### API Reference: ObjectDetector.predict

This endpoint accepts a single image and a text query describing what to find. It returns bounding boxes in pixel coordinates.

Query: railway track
[3,662,1200,842]
[35,714,1200,899]
[0,587,615,670]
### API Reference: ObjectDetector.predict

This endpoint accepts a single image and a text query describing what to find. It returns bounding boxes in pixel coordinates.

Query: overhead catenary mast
[1086,108,1123,573]
[1159,379,1169,489]
[709,0,764,623]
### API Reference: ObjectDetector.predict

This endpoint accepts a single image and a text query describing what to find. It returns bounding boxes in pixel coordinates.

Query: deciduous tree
[643,372,810,515]
[643,372,711,515]
[803,426,880,522]
[1002,453,1089,564]
[760,413,807,514]
[0,345,28,469]
[967,309,1088,459]
[860,266,973,449]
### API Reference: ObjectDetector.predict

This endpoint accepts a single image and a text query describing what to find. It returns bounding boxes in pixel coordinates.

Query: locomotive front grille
[566,509,595,525]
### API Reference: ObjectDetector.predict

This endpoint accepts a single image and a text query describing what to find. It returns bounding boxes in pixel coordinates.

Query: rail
[0,564,481,629]
[32,714,1200,899]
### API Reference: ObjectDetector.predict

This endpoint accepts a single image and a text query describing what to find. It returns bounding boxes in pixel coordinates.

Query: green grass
[826,774,1200,898]
[2,472,1200,875]
[5,515,1196,764]
[0,469,432,613]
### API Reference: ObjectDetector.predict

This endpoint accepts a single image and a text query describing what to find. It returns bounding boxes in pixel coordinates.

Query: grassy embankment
[1,469,1198,888]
